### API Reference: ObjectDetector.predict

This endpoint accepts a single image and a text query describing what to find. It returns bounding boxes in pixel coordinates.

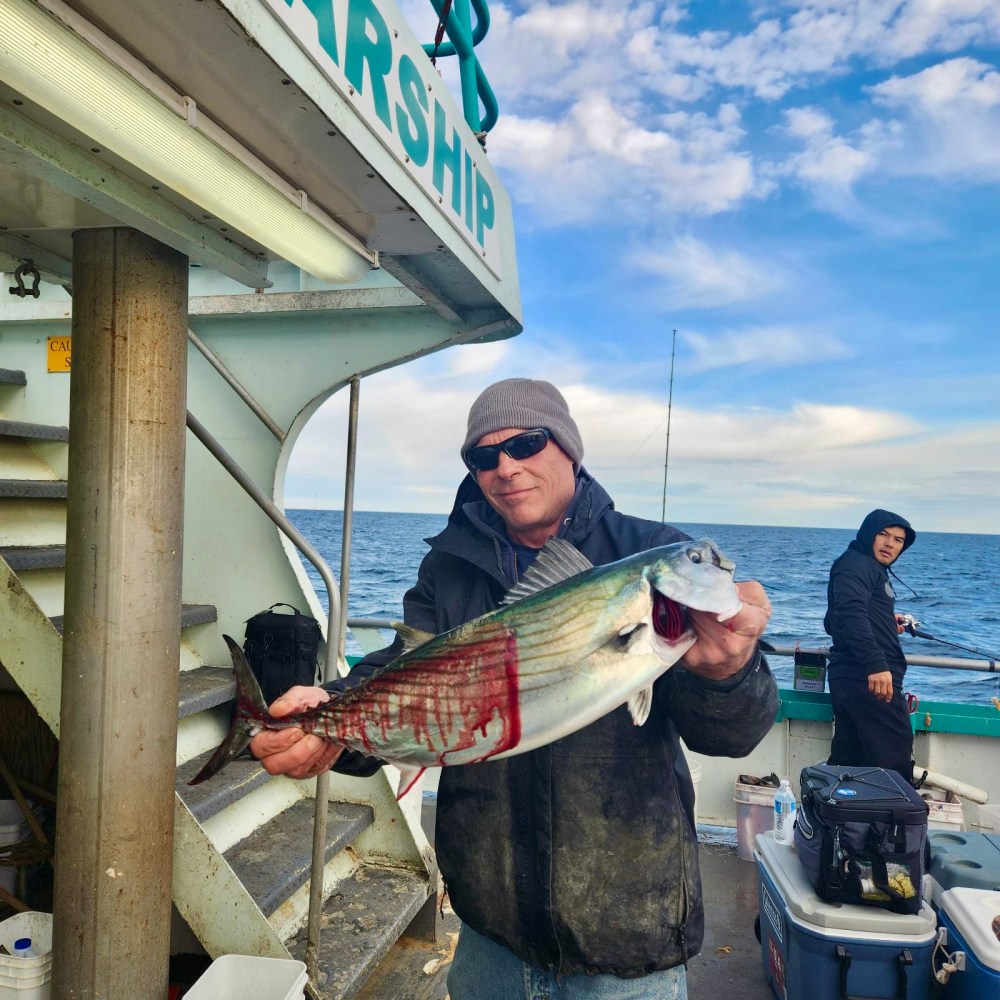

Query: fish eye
[687,549,702,563]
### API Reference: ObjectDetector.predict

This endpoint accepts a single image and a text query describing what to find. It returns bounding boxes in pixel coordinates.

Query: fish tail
[187,635,268,785]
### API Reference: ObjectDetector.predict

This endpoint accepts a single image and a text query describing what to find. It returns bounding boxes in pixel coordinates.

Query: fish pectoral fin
[627,686,654,726]
[393,622,436,654]
[395,764,426,800]
[500,537,594,605]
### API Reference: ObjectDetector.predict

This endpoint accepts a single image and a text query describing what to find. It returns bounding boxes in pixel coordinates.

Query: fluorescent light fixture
[0,0,375,284]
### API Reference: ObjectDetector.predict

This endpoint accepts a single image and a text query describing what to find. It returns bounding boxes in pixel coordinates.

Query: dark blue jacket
[337,469,778,977]
[824,509,916,683]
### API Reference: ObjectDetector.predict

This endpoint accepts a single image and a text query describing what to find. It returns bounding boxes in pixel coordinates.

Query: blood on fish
[319,626,523,764]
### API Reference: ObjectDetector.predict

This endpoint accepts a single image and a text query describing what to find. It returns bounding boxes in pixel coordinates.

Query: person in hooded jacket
[250,378,779,1000]
[825,508,917,783]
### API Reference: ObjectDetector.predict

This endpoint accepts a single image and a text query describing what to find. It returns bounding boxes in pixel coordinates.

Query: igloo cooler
[936,887,1000,999]
[755,831,936,1000]
[926,831,1000,907]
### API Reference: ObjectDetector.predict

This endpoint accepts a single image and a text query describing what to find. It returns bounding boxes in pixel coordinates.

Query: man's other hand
[249,685,344,779]
[681,580,772,681]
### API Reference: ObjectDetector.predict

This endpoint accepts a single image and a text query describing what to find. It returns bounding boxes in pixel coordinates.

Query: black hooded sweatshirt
[824,509,916,684]
[331,469,778,977]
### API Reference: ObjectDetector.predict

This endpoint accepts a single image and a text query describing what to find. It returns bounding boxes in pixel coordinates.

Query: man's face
[872,526,907,565]
[473,427,577,548]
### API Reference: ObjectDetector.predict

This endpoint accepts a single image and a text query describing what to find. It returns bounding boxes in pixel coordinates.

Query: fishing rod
[898,614,1000,661]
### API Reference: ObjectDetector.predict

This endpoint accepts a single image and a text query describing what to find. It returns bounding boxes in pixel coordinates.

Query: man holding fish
[252,378,778,999]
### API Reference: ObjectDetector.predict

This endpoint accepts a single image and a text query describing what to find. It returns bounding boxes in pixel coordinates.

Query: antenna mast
[660,329,676,522]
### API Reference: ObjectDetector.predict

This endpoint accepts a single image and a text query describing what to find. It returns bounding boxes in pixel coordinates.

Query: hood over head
[854,509,916,557]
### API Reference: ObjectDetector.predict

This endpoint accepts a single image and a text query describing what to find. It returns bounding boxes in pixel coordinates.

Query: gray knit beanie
[461,378,584,465]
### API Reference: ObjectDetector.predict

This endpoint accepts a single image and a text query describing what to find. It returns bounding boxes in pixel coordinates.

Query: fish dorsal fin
[393,622,435,654]
[627,686,654,726]
[500,537,594,606]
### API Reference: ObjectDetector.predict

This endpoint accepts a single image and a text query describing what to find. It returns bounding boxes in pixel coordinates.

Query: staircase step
[176,750,272,823]
[287,865,432,1000]
[0,368,27,386]
[0,479,68,498]
[224,798,376,917]
[50,602,217,635]
[0,544,66,570]
[178,665,235,719]
[0,418,69,442]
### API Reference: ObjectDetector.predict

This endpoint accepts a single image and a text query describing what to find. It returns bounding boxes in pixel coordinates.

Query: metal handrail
[343,624,1000,675]
[185,408,348,983]
[422,0,499,134]
[187,328,286,442]
[763,642,998,674]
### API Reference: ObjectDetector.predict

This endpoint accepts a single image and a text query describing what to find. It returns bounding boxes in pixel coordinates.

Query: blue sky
[287,0,1000,534]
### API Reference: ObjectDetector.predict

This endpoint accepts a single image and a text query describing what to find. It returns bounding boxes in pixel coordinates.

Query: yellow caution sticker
[47,336,71,372]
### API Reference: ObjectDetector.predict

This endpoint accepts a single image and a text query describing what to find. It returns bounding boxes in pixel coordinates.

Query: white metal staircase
[0,308,437,998]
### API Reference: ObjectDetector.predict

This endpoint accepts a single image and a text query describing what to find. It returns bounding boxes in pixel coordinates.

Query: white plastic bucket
[733,781,778,862]
[921,789,964,831]
[0,802,30,897]
[184,956,307,1000]
[0,912,52,1000]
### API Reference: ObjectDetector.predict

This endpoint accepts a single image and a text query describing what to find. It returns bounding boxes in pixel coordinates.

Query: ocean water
[288,509,1000,707]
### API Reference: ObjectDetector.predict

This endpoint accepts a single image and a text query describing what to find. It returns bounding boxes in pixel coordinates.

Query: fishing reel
[898,613,922,636]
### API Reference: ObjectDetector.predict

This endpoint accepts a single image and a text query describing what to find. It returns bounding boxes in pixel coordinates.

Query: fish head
[646,538,743,647]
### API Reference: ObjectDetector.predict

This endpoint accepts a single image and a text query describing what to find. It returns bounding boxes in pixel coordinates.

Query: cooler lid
[940,888,1000,972]
[929,831,1000,892]
[755,832,937,936]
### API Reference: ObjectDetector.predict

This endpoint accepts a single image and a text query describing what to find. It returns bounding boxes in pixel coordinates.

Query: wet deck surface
[357,816,775,1000]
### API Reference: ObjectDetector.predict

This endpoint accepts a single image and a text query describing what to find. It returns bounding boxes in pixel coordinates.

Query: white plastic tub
[734,780,778,862]
[920,788,964,831]
[184,956,307,1000]
[0,802,30,897]
[0,912,52,1000]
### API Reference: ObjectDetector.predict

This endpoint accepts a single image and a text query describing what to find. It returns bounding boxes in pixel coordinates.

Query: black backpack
[794,764,928,915]
[242,603,323,706]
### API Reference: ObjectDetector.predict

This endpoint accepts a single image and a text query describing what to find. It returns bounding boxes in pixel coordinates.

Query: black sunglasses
[464,428,551,472]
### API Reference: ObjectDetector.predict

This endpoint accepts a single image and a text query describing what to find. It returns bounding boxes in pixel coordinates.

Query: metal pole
[305,377,361,978]
[54,228,188,999]
[187,327,285,443]
[660,329,676,522]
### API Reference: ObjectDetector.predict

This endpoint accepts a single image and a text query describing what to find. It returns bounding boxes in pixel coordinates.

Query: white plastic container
[920,788,964,832]
[734,780,778,862]
[184,955,307,1000]
[0,802,30,897]
[0,912,52,1000]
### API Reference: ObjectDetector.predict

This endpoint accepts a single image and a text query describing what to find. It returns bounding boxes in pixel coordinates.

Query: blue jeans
[447,924,688,1000]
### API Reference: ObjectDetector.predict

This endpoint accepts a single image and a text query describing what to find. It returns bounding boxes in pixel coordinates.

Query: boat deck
[357,817,775,999]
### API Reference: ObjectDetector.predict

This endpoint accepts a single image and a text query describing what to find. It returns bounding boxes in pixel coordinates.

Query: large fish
[190,537,743,789]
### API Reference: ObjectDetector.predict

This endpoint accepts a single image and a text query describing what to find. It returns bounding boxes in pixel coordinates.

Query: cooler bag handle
[836,945,911,1000]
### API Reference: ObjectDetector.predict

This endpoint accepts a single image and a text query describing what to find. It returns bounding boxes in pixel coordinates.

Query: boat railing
[763,643,997,673]
[185,363,364,980]
[345,623,999,674]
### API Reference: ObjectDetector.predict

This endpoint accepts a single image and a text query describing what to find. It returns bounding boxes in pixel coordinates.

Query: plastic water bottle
[773,779,797,846]
[13,937,35,958]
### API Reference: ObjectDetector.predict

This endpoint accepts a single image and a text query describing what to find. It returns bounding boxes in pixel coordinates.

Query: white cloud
[867,58,1000,179]
[490,94,756,223]
[681,326,852,372]
[631,235,782,308]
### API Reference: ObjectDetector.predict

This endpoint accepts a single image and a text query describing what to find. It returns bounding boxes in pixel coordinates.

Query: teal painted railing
[423,0,498,137]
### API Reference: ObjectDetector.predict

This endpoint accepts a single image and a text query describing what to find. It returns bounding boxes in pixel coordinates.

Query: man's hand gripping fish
[190,537,743,793]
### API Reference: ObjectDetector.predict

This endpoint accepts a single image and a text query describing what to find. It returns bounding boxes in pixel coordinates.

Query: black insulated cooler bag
[794,764,928,915]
